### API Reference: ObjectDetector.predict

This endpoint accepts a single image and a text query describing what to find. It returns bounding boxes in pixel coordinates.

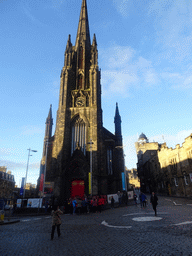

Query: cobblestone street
[1,196,192,256]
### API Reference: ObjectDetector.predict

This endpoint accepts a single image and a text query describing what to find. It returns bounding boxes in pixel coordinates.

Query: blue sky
[1,0,192,187]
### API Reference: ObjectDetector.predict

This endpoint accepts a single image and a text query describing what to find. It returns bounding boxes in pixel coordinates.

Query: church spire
[45,104,53,139]
[114,102,122,137]
[66,34,72,52]
[92,33,97,47]
[75,0,91,48]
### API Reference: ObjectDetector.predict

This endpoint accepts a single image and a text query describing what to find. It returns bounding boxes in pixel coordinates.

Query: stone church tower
[38,0,125,202]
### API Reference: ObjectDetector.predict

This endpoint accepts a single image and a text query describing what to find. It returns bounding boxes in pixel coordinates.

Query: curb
[0,219,20,225]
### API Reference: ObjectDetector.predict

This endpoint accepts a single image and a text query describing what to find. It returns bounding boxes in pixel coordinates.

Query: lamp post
[88,139,94,196]
[42,140,49,197]
[38,140,50,212]
[23,148,37,199]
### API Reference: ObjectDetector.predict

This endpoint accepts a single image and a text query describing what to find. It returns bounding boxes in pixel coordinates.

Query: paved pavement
[1,195,192,256]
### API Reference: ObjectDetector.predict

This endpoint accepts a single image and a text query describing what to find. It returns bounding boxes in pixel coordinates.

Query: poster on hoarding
[107,194,119,204]
[27,198,42,208]
[128,191,133,199]
[17,199,22,208]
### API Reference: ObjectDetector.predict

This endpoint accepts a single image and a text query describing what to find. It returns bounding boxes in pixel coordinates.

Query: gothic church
[38,0,125,201]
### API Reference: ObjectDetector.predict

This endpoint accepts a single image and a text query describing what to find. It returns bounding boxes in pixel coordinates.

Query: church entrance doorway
[71,179,85,198]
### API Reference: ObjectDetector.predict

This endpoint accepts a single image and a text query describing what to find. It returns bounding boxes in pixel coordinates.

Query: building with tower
[135,133,192,197]
[37,0,125,203]
[135,133,160,193]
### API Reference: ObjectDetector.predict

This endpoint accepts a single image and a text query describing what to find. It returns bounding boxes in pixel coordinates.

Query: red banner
[39,174,44,192]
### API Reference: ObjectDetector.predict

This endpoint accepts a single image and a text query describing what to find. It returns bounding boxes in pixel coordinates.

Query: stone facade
[135,133,192,197]
[38,0,124,202]
[126,168,140,189]
[0,167,15,199]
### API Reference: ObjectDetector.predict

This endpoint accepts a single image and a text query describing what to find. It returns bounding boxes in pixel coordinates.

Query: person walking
[134,193,137,205]
[139,192,142,207]
[97,196,103,213]
[111,196,115,209]
[51,205,63,240]
[150,192,158,216]
[72,197,77,215]
[92,198,97,213]
[141,193,147,207]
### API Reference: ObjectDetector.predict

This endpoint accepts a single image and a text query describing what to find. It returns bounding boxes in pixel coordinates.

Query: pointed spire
[92,33,97,47]
[115,102,120,120]
[75,0,91,48]
[43,105,53,156]
[46,104,53,135]
[66,34,72,51]
[114,103,122,137]
[47,104,53,123]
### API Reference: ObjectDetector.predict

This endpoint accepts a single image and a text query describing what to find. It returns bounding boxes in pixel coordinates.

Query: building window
[174,177,178,187]
[107,148,113,175]
[71,117,87,156]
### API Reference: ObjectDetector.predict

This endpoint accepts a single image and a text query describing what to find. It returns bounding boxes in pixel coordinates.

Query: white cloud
[113,0,133,18]
[0,148,16,156]
[100,44,159,97]
[123,134,138,169]
[161,68,192,90]
[149,129,192,149]
[148,0,192,64]
[0,159,26,169]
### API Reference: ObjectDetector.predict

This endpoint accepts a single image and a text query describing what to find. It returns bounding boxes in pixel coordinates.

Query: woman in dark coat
[150,192,158,216]
[51,205,63,240]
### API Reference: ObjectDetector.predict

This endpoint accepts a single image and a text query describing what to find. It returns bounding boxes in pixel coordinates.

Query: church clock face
[75,97,85,107]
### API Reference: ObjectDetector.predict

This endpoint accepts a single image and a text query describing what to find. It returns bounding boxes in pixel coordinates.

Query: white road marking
[173,201,182,206]
[101,220,132,229]
[165,199,172,201]
[187,204,192,206]
[172,221,192,226]
[21,218,42,222]
[132,217,162,222]
[123,213,148,216]
[45,216,51,218]
[123,212,169,217]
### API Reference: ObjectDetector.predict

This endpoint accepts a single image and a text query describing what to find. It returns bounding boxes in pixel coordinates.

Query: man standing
[150,192,158,216]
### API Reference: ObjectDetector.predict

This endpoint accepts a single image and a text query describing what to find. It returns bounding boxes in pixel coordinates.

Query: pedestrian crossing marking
[101,220,132,229]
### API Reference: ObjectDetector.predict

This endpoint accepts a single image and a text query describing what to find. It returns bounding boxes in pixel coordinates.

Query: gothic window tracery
[71,117,87,155]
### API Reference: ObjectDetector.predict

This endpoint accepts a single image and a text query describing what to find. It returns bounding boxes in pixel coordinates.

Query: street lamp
[42,140,50,197]
[23,148,37,199]
[38,140,51,212]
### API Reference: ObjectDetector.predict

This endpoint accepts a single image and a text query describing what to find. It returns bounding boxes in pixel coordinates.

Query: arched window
[71,117,86,155]
[107,148,113,175]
